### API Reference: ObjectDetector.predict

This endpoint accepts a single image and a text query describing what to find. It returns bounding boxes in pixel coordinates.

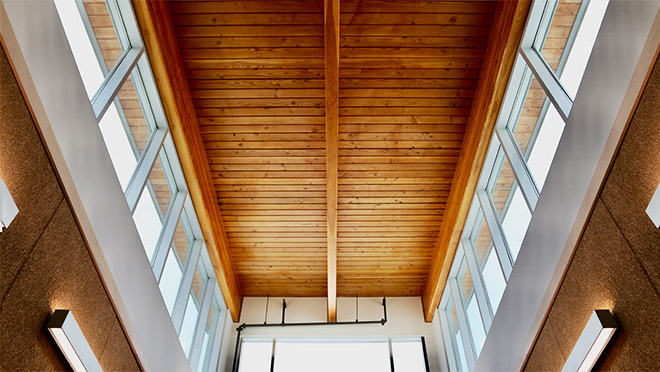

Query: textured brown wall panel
[0,44,140,371]
[525,56,660,371]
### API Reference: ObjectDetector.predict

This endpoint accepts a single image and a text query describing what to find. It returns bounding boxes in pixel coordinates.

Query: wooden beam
[325,0,340,323]
[132,0,243,321]
[422,0,532,322]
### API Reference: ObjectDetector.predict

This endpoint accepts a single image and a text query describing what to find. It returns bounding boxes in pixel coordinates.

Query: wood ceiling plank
[169,1,324,14]
[188,68,325,80]
[422,0,531,321]
[341,36,489,49]
[339,0,497,14]
[325,0,340,323]
[339,68,481,79]
[132,0,242,321]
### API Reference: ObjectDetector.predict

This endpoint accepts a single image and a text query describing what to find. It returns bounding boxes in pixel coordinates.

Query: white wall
[219,297,448,372]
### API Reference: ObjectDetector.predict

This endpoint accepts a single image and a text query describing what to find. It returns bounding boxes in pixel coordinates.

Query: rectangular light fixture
[646,182,660,227]
[561,310,617,372]
[0,177,18,231]
[47,310,103,372]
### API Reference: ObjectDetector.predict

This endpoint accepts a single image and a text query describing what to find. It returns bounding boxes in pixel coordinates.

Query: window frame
[438,0,611,369]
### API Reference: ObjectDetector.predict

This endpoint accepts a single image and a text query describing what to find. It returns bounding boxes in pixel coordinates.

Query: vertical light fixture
[561,310,617,372]
[0,177,18,231]
[47,310,104,372]
[646,181,660,227]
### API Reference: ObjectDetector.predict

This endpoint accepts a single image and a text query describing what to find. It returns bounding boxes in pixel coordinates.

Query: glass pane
[132,149,175,260]
[557,0,608,97]
[159,248,183,315]
[239,341,273,372]
[97,60,161,191]
[392,340,426,372]
[456,257,487,355]
[469,209,506,315]
[505,65,566,192]
[535,0,609,97]
[444,297,469,372]
[527,104,565,190]
[149,152,175,220]
[173,210,194,266]
[199,298,221,370]
[487,147,532,262]
[116,59,158,159]
[54,0,123,98]
[482,249,506,314]
[274,342,391,372]
[98,101,138,190]
[179,295,200,358]
[465,295,486,355]
[456,257,473,306]
[535,0,585,72]
[470,209,493,267]
[196,332,210,372]
[133,186,162,261]
[192,262,208,306]
[81,0,124,70]
[507,67,548,160]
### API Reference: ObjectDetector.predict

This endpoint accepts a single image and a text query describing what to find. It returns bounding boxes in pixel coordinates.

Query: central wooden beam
[325,0,340,323]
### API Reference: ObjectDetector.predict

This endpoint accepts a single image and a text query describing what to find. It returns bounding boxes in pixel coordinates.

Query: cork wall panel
[524,56,660,370]
[0,45,140,370]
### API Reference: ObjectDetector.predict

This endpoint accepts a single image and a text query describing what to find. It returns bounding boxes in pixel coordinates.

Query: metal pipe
[421,336,430,372]
[231,326,244,372]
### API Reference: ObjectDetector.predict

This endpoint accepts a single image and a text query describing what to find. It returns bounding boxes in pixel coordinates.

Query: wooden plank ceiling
[167,0,498,303]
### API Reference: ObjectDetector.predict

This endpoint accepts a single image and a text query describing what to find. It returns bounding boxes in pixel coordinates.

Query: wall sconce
[646,182,660,227]
[561,310,617,372]
[47,310,103,372]
[0,177,18,231]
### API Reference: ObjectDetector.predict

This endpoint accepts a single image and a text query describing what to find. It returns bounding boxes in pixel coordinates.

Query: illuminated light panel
[47,310,103,372]
[561,310,617,372]
[646,182,660,227]
[0,177,18,231]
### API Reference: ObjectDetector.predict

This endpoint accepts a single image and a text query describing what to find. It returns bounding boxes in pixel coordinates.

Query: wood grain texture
[157,0,507,311]
[325,0,340,323]
[422,0,532,321]
[132,0,243,321]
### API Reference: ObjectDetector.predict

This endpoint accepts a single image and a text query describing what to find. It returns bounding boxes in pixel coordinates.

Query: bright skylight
[274,341,391,372]
[53,0,104,99]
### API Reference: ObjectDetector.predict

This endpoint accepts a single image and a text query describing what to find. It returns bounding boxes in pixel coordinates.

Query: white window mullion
[172,240,204,332]
[449,277,477,370]
[189,277,215,370]
[153,191,187,280]
[520,47,573,121]
[460,240,493,329]
[496,127,539,211]
[438,304,459,371]
[90,46,143,120]
[204,294,227,372]
[124,128,167,213]
[476,190,514,278]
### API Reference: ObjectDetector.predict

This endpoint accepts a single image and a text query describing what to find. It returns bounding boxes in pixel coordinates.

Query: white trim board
[475,1,660,370]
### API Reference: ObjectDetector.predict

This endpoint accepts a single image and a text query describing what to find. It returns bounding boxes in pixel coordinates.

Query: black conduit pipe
[231,297,388,371]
